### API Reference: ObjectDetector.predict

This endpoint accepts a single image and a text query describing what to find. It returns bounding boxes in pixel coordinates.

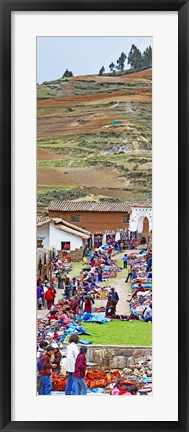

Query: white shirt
[66,342,79,372]
[37,347,45,361]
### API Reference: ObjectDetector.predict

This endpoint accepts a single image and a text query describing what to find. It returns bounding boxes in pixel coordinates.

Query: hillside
[37,69,152,215]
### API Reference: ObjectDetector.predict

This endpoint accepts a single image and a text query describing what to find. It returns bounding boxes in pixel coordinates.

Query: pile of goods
[51,361,152,395]
[120,358,152,395]
[85,249,122,281]
[128,250,152,319]
[130,288,152,318]
[85,368,121,389]
[61,256,72,272]
[52,372,67,391]
[90,287,109,300]
[51,256,72,278]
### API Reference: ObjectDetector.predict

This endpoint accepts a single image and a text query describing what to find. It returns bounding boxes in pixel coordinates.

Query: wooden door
[142,217,149,237]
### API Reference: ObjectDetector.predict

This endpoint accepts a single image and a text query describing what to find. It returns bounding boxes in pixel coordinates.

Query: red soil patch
[71,69,152,83]
[37,112,131,138]
[38,166,125,188]
[121,69,152,81]
[38,88,152,108]
[37,148,64,160]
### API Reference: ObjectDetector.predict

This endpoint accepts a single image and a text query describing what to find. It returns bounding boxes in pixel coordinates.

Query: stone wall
[86,345,152,369]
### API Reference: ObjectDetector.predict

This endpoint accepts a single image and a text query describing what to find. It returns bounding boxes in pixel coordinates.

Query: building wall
[129,207,152,233]
[48,211,129,232]
[49,222,83,251]
[37,223,49,248]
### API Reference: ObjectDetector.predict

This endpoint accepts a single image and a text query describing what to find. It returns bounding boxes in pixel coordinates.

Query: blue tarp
[81,312,111,324]
[86,252,93,259]
[132,283,152,289]
[142,377,152,383]
[79,339,92,345]
[88,388,105,393]
[112,120,123,125]
[61,322,91,342]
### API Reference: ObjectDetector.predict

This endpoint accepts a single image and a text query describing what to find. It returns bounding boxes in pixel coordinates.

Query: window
[61,242,70,251]
[37,239,43,248]
[70,215,80,222]
[123,215,129,223]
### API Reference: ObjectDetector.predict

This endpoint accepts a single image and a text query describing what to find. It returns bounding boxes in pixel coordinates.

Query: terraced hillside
[37,69,152,215]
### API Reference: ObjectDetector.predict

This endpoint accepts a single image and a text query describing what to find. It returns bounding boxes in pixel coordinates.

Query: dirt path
[93,251,136,316]
[37,288,63,320]
[109,271,131,315]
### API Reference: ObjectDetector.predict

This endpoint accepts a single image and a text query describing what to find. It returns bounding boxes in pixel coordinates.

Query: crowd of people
[37,334,145,396]
[37,334,88,395]
[37,247,122,317]
[37,243,152,396]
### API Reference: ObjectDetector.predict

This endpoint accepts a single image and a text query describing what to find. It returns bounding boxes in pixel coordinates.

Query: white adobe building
[129,205,152,237]
[37,217,91,252]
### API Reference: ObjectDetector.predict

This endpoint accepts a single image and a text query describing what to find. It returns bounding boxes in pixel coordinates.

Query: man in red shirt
[45,286,54,310]
[40,345,54,395]
[108,246,113,259]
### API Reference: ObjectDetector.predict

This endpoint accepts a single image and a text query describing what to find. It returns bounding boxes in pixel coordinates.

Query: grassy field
[68,256,125,279]
[62,257,152,347]
[79,320,152,346]
[68,261,86,277]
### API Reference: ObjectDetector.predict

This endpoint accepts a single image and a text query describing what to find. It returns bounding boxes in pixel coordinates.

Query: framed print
[0,1,189,431]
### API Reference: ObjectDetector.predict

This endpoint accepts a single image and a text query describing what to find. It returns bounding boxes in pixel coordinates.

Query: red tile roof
[37,217,51,226]
[55,224,90,240]
[37,217,91,240]
[48,201,151,212]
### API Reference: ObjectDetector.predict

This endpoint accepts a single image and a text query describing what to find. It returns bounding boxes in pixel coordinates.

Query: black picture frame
[0,0,188,431]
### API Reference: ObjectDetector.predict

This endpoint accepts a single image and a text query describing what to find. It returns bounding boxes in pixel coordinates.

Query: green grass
[74,81,151,96]
[37,86,58,99]
[69,261,86,277]
[37,187,87,208]
[37,184,76,191]
[37,151,152,171]
[37,78,151,100]
[80,320,152,346]
[64,257,152,347]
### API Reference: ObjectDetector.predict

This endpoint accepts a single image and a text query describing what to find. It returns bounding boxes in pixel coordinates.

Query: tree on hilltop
[127,44,143,70]
[99,66,105,76]
[142,46,152,68]
[62,69,73,78]
[109,62,115,72]
[116,52,127,71]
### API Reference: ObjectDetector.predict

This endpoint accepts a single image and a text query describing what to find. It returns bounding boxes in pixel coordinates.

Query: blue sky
[37,36,152,84]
